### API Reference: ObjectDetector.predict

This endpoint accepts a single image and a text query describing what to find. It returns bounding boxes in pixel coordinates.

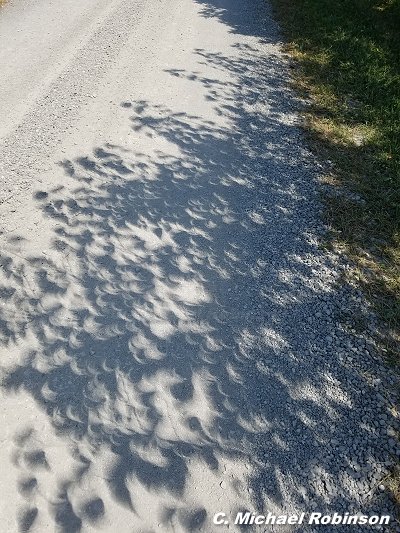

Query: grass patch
[269,0,400,359]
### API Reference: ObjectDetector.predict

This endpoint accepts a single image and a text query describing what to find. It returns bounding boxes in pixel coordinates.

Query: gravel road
[0,0,398,531]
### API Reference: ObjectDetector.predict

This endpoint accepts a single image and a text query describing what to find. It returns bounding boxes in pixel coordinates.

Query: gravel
[0,0,398,531]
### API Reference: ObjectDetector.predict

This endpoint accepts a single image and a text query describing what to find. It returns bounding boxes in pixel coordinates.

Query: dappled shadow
[268,0,400,355]
[0,1,397,531]
[194,0,280,41]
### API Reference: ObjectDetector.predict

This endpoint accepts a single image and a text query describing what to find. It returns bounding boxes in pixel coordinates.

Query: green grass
[270,0,400,357]
[269,0,400,511]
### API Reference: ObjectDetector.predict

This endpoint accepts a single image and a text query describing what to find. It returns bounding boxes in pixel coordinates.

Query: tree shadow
[194,0,280,41]
[0,1,397,531]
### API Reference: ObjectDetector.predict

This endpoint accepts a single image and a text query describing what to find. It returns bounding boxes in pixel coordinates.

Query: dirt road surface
[0,0,398,531]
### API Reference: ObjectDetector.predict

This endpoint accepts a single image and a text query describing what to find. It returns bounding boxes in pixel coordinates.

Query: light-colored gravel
[0,0,398,531]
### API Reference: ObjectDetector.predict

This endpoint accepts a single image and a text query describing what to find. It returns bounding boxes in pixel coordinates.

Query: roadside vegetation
[270,0,399,360]
[270,0,400,511]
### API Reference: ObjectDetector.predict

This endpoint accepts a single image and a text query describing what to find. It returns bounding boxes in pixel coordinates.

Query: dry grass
[270,0,400,362]
[270,0,400,510]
